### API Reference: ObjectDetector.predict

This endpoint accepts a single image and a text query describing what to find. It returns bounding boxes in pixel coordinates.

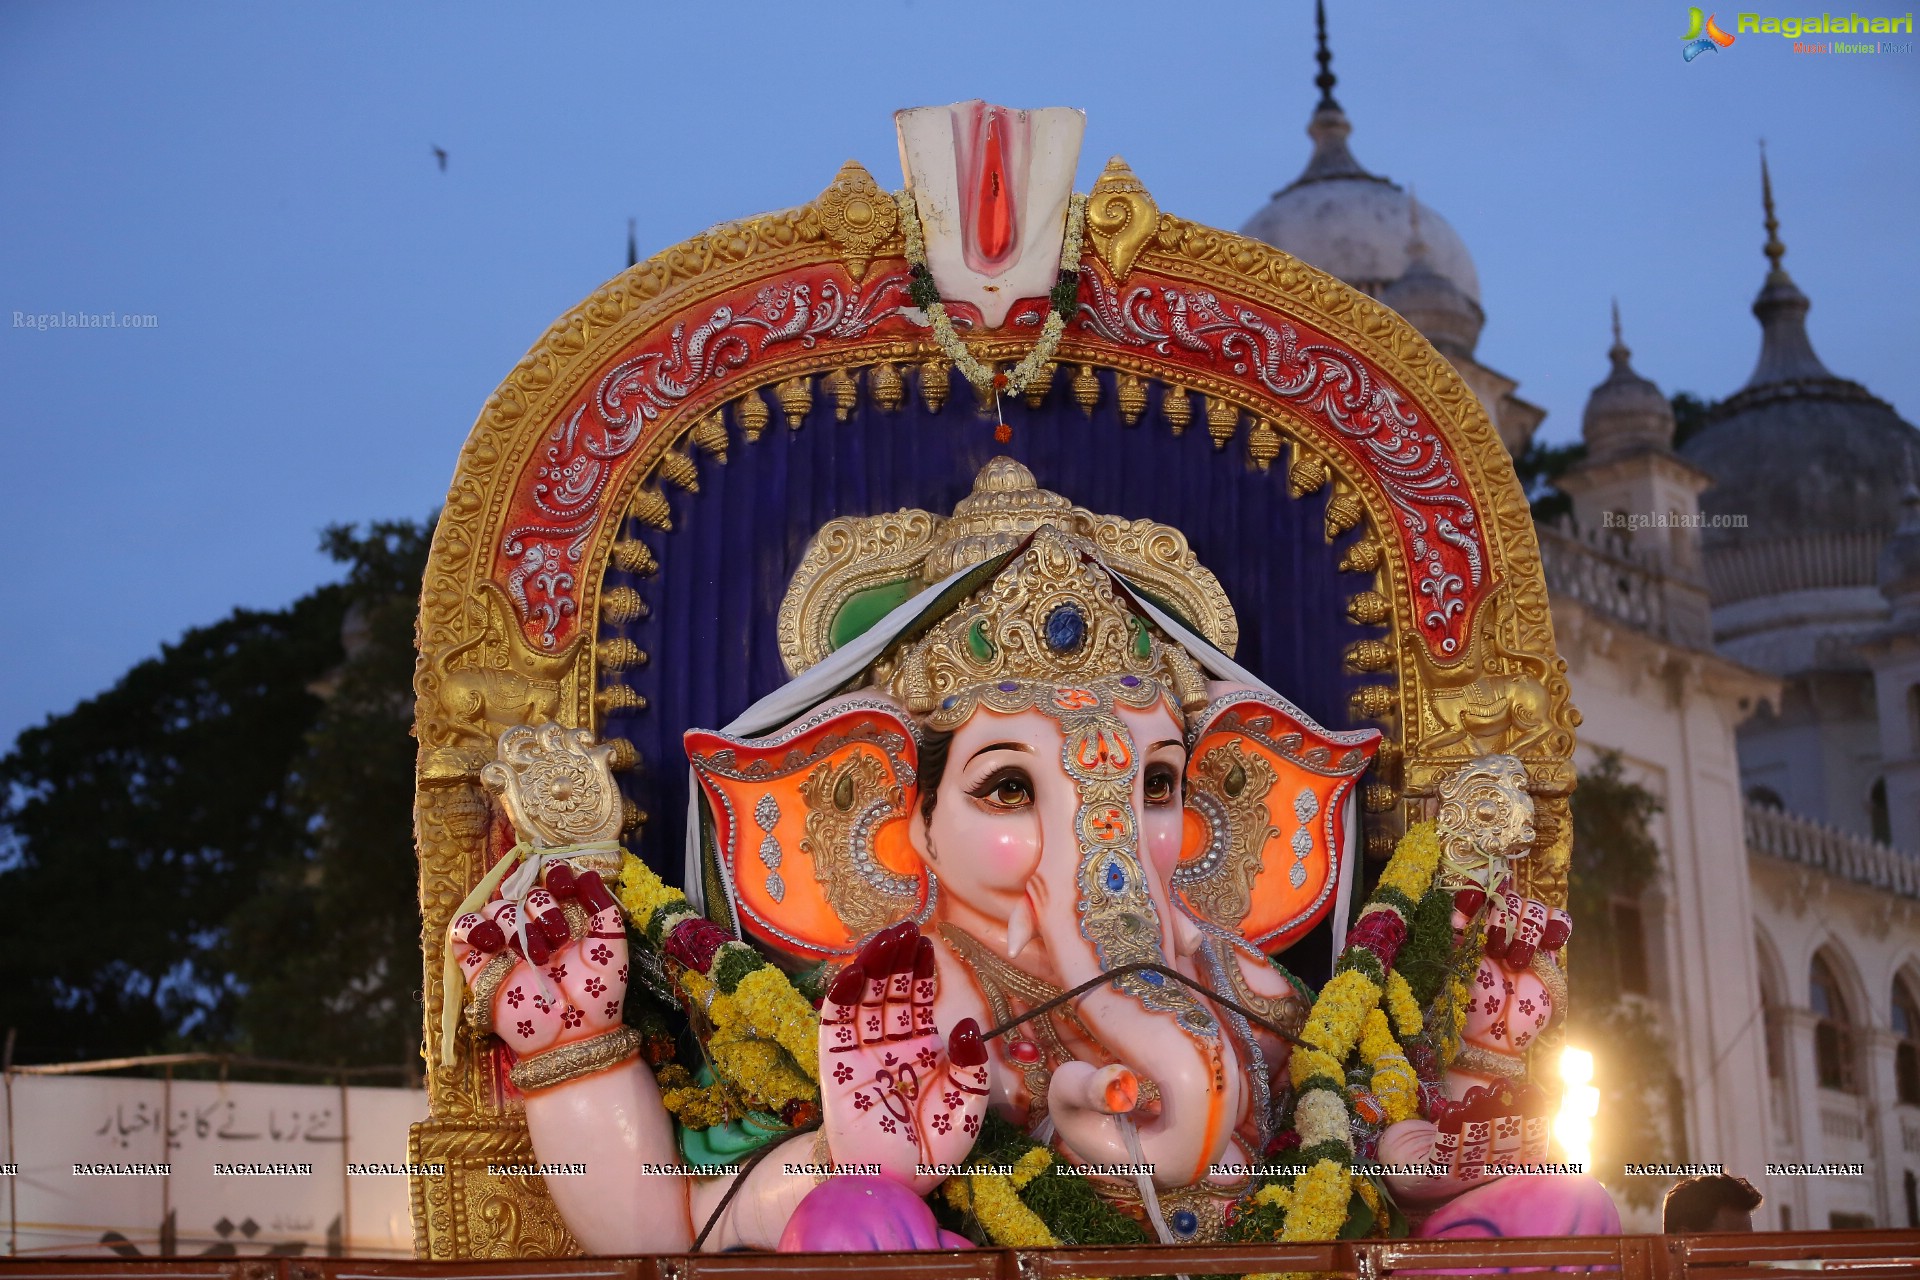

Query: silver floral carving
[1290,787,1319,888]
[500,273,913,648]
[1077,271,1488,656]
[754,794,784,902]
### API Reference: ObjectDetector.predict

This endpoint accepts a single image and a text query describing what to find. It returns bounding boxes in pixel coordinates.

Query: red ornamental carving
[489,251,1492,662]
[493,266,918,651]
[1074,262,1491,660]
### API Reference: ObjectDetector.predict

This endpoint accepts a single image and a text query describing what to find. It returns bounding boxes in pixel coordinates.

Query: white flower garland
[893,187,1086,397]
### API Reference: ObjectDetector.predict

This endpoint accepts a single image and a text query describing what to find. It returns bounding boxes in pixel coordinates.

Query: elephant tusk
[1171,905,1204,960]
[1006,890,1038,960]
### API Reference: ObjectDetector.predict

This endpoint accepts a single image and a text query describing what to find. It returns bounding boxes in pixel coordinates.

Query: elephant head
[688,517,1379,1190]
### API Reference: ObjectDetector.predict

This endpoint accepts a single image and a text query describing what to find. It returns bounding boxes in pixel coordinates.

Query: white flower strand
[893,187,1086,397]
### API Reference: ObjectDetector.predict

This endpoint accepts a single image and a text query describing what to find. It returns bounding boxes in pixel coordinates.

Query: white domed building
[1244,7,1920,1232]
[1238,20,1543,456]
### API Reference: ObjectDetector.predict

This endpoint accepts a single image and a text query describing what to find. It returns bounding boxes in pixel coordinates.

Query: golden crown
[878,523,1210,721]
[776,458,1238,696]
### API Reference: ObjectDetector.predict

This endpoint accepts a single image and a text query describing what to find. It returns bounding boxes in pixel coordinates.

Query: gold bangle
[509,1025,643,1093]
[1452,1039,1527,1082]
[1530,951,1569,1029]
[466,951,517,1033]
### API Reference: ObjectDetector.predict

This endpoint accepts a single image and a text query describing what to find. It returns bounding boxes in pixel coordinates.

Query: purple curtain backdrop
[597,367,1389,988]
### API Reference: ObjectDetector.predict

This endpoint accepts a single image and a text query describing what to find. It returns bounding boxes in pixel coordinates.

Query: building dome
[1877,482,1920,623]
[1678,157,1918,610]
[1242,105,1481,303]
[1380,221,1484,359]
[1582,305,1674,459]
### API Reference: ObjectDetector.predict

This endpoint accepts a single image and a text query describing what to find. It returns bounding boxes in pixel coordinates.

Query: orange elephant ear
[1176,691,1380,954]
[685,697,927,963]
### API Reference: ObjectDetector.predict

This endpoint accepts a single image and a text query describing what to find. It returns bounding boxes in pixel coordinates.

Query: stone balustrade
[1746,800,1920,898]
[1537,519,1714,648]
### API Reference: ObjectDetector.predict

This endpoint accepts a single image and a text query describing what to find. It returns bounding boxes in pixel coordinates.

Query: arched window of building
[1907,684,1920,752]
[1907,1170,1919,1229]
[1759,952,1786,1081]
[1811,952,1859,1093]
[1747,785,1785,810]
[1872,777,1892,846]
[1895,980,1920,1106]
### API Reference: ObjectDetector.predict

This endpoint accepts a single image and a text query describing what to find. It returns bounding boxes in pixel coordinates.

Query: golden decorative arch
[406,154,1580,1257]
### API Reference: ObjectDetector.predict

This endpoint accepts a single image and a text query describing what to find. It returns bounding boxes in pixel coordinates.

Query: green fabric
[676,1065,788,1167]
[830,579,920,651]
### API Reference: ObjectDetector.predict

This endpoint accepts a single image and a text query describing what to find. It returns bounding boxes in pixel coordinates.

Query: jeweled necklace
[894,186,1086,437]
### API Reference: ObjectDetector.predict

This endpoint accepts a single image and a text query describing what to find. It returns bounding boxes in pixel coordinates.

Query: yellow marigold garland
[616,851,685,926]
[616,852,822,1108]
[1011,1146,1055,1189]
[733,964,821,1081]
[1377,821,1441,900]
[1252,1183,1292,1211]
[1290,968,1381,1087]
[1281,1157,1351,1242]
[1384,970,1423,1041]
[654,1063,743,1129]
[1361,1008,1419,1124]
[1261,820,1455,1252]
[682,971,817,1110]
[942,1169,1061,1247]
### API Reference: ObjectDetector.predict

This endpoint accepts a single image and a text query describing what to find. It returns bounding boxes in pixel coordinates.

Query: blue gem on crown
[1045,603,1086,653]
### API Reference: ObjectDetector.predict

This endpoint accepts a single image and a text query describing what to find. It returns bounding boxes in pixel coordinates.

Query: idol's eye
[968,766,1034,811]
[1144,764,1179,806]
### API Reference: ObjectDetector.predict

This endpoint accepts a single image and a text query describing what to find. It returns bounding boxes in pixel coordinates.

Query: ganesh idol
[442,458,1618,1254]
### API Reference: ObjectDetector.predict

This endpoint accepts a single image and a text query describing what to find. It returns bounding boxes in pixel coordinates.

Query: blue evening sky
[2,2,1916,748]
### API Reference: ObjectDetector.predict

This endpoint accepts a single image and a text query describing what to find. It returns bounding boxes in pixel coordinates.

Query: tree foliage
[1670,392,1717,451]
[1564,751,1681,1207]
[1513,437,1586,523]
[0,519,431,1069]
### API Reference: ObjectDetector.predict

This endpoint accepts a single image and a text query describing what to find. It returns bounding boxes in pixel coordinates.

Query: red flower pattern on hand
[816,923,992,1192]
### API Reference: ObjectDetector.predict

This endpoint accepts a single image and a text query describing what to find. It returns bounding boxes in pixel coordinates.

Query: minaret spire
[1725,144,1866,400]
[1314,0,1340,110]
[1760,140,1786,278]
[1607,297,1636,374]
[1286,0,1381,190]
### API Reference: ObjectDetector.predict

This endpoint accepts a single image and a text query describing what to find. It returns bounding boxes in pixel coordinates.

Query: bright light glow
[1560,1047,1595,1085]
[1554,1046,1598,1167]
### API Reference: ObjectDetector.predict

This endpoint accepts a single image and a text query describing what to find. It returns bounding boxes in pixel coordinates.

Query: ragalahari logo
[1683,8,1738,58]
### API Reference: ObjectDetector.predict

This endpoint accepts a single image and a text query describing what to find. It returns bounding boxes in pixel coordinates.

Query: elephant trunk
[1026,803,1243,1188]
